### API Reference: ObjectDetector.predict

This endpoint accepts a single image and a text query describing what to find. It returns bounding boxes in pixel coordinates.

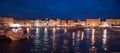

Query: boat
[6,29,34,41]
[0,29,6,39]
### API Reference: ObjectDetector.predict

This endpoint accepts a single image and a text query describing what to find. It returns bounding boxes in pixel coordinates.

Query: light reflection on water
[89,29,97,53]
[81,31,84,40]
[0,28,120,53]
[102,29,108,52]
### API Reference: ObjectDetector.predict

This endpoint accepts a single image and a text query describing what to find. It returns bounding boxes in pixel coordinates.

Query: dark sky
[0,0,120,19]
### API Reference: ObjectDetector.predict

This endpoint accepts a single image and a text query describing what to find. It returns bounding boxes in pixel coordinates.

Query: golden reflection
[52,28,56,34]
[102,29,108,51]
[56,28,60,30]
[44,27,48,41]
[103,29,107,38]
[27,28,30,33]
[62,39,68,53]
[89,28,97,53]
[89,46,97,53]
[91,29,95,45]
[76,31,80,41]
[77,31,80,38]
[64,28,67,33]
[35,27,39,34]
[33,32,40,52]
[52,28,56,53]
[72,32,75,45]
[72,32,75,39]
[81,31,84,40]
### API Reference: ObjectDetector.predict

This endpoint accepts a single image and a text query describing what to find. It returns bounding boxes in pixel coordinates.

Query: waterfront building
[61,20,67,26]
[34,20,40,27]
[49,19,56,26]
[99,21,109,27]
[112,19,120,26]
[106,18,120,26]
[0,16,4,23]
[106,19,113,26]
[3,16,14,26]
[56,19,61,26]
[68,19,74,26]
[79,20,86,26]
[14,19,31,27]
[86,18,101,27]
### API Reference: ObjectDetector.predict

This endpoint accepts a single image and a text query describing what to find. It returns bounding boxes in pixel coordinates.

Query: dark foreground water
[0,28,120,53]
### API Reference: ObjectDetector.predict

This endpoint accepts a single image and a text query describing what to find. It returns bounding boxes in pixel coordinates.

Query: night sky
[0,0,120,19]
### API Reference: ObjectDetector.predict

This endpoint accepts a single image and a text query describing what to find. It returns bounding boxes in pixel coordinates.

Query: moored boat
[6,29,34,41]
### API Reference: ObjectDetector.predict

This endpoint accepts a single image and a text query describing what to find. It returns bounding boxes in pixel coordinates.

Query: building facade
[86,18,101,27]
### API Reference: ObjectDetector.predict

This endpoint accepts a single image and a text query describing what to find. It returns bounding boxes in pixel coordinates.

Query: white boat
[6,30,34,41]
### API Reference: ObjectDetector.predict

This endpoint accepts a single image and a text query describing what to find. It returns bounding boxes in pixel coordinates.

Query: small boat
[6,30,34,41]
[0,27,6,39]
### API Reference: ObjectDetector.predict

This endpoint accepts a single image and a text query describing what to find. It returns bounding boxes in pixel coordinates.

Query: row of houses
[0,16,120,27]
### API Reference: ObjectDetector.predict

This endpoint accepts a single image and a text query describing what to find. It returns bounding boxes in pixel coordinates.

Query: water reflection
[81,31,84,40]
[32,27,40,52]
[62,39,69,53]
[1,27,120,53]
[42,27,50,52]
[102,29,108,51]
[52,28,56,53]
[76,31,80,42]
[89,29,97,53]
[35,27,39,34]
[72,32,75,46]
[91,29,95,45]
[26,28,30,34]
[64,28,67,34]
[44,27,48,41]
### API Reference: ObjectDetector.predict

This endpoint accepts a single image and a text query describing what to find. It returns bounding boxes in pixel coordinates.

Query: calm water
[0,28,120,53]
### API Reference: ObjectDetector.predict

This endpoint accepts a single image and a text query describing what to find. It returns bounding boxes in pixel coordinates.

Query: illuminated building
[0,16,4,23]
[14,19,31,27]
[56,19,61,26]
[79,20,86,26]
[86,18,101,27]
[61,20,67,26]
[106,18,120,26]
[3,16,14,26]
[106,19,113,26]
[67,19,74,26]
[112,19,120,26]
[34,20,40,27]
[49,19,56,26]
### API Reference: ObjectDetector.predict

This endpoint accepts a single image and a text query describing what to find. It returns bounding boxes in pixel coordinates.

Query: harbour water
[0,28,120,53]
